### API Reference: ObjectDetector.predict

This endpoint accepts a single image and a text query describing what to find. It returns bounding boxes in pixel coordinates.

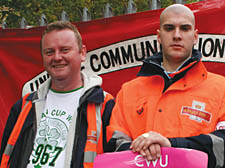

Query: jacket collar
[29,71,103,103]
[137,49,202,77]
[79,71,104,104]
[79,86,104,105]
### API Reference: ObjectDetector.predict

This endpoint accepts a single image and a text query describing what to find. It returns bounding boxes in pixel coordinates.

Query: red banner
[0,0,225,143]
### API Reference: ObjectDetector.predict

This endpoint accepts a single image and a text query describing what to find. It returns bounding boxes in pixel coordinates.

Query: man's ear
[194,29,198,45]
[80,45,87,62]
[157,29,161,44]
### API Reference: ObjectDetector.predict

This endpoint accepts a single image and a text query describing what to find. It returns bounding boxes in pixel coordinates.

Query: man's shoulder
[122,76,152,88]
[205,72,225,93]
[207,72,225,83]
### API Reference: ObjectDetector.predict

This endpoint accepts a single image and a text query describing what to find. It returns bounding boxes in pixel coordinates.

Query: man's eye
[45,50,54,56]
[164,25,174,31]
[180,25,192,31]
[61,48,70,53]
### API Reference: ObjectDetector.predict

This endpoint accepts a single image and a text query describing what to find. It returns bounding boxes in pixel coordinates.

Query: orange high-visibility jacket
[107,50,225,167]
[0,73,114,168]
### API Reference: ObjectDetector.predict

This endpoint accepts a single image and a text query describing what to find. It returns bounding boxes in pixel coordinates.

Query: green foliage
[0,0,199,28]
[134,0,150,12]
[0,0,87,28]
[186,0,199,3]
[161,0,174,8]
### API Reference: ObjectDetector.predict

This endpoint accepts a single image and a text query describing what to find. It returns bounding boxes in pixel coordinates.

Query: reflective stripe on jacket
[0,93,32,168]
[83,92,113,168]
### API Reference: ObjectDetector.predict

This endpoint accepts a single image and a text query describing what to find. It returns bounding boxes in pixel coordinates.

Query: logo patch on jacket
[181,100,211,123]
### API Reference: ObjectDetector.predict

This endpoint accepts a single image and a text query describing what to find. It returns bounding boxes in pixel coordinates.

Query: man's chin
[51,75,67,81]
[169,51,185,58]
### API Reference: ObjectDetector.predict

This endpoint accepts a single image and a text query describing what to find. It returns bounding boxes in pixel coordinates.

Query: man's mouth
[171,44,183,48]
[52,64,66,68]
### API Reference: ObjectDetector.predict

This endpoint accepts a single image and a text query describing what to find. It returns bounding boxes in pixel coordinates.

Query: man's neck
[162,57,191,73]
[161,62,180,73]
[51,75,83,92]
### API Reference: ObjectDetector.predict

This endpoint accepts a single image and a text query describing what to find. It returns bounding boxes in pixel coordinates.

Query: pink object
[94,147,208,168]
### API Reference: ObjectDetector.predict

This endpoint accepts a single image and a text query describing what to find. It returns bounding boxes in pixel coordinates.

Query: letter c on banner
[90,54,101,72]
[135,155,144,167]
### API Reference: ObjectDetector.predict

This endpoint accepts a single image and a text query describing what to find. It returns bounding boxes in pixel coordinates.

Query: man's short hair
[41,21,83,52]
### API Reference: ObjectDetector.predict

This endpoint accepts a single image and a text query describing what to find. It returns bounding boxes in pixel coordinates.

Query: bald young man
[107,4,225,168]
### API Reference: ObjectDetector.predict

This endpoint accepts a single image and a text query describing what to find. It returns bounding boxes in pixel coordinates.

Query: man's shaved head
[157,4,198,72]
[160,4,195,27]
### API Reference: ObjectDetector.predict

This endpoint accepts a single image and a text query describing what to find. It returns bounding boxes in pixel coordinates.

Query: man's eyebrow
[162,23,192,26]
[43,48,52,51]
[162,24,174,27]
[161,24,174,29]
[43,48,54,52]
[180,24,192,27]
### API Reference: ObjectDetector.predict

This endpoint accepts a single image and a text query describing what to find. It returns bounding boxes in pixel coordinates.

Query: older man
[0,21,114,168]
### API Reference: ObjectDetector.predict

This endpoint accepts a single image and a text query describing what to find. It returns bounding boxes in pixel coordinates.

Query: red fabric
[0,0,225,144]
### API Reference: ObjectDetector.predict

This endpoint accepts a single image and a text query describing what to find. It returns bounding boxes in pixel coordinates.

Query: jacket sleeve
[101,94,115,152]
[169,95,225,168]
[106,89,132,152]
[0,98,22,163]
[169,130,225,168]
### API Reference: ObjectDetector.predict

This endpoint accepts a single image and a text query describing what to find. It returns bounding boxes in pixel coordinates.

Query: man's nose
[173,28,182,40]
[54,50,62,60]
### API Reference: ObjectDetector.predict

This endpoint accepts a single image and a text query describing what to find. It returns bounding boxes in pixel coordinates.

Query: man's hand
[130,131,171,160]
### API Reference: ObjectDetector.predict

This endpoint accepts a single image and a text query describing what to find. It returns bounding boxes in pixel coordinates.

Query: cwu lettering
[134,154,168,167]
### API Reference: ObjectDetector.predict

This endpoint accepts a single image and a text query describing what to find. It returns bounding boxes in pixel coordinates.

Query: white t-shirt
[27,87,83,168]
